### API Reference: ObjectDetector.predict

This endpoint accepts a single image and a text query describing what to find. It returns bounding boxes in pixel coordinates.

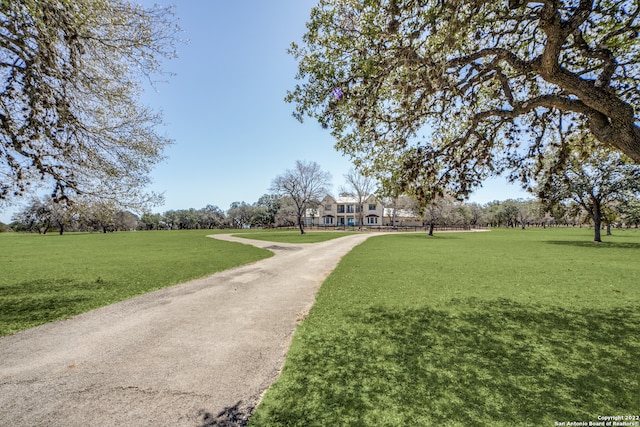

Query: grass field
[0,229,360,336]
[233,230,355,243]
[0,230,273,336]
[250,228,640,426]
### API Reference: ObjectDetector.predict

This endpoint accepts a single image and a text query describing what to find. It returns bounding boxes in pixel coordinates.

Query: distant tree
[0,0,178,206]
[422,194,465,236]
[618,197,640,228]
[274,196,298,227]
[377,172,420,228]
[342,169,375,230]
[199,205,225,229]
[140,212,164,230]
[84,200,118,233]
[539,144,640,242]
[500,200,521,228]
[254,194,282,227]
[377,177,401,228]
[175,209,200,230]
[163,210,180,230]
[11,195,80,234]
[227,202,254,229]
[11,197,51,234]
[11,197,80,234]
[271,160,331,234]
[250,206,271,228]
[380,195,399,228]
[114,211,139,231]
[466,202,485,227]
[49,201,77,235]
[484,201,501,227]
[504,199,539,229]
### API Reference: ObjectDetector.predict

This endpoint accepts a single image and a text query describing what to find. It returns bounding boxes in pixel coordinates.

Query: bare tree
[342,169,375,230]
[271,160,331,234]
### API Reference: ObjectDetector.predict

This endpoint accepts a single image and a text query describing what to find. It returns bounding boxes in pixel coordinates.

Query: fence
[276,224,487,233]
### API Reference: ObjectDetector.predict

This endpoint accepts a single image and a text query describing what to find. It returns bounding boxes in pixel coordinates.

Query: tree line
[1,192,322,234]
[4,192,640,236]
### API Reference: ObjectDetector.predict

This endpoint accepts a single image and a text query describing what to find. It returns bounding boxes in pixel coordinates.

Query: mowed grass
[0,230,271,336]
[233,230,355,243]
[250,228,640,426]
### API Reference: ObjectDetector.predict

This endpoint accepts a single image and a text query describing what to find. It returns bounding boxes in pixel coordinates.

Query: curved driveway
[0,233,373,426]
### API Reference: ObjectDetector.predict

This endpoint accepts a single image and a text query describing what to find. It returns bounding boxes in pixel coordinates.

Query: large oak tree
[271,160,331,234]
[538,140,640,241]
[288,0,640,198]
[1,0,178,207]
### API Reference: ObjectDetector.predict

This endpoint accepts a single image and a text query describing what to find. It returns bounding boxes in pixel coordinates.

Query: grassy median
[250,228,640,426]
[233,229,355,243]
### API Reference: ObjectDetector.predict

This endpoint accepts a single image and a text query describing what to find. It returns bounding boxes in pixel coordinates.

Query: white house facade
[305,195,422,227]
[305,195,382,227]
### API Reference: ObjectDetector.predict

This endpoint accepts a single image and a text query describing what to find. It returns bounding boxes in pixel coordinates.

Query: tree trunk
[593,218,601,242]
[592,200,602,242]
[428,222,435,236]
[297,214,305,234]
[606,223,612,236]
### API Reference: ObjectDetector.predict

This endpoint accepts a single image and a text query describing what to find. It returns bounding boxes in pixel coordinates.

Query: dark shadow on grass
[197,401,254,427]
[253,299,640,426]
[547,240,640,249]
[0,288,93,336]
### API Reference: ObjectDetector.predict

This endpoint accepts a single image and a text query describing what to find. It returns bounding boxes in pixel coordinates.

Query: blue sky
[0,1,528,223]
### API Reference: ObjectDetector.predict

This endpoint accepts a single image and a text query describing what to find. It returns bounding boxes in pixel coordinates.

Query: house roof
[334,196,359,204]
[324,194,379,204]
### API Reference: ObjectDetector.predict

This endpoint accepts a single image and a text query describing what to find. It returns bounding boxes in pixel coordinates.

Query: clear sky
[0,1,529,223]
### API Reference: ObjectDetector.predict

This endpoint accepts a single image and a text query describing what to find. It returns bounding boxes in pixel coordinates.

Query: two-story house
[305,195,384,227]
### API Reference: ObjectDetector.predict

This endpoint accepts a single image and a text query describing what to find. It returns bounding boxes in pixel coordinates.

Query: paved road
[0,233,373,426]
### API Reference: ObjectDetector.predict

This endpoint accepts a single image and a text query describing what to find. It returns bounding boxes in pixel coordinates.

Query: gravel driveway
[0,233,373,426]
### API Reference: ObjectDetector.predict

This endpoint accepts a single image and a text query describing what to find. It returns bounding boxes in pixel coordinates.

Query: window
[324,217,334,225]
[337,205,345,213]
[324,205,332,211]
[367,217,378,224]
[347,205,355,213]
[347,218,355,226]
[369,204,377,211]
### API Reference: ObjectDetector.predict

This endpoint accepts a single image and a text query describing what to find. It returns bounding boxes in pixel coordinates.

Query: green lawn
[0,230,271,336]
[233,230,355,243]
[250,228,640,426]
